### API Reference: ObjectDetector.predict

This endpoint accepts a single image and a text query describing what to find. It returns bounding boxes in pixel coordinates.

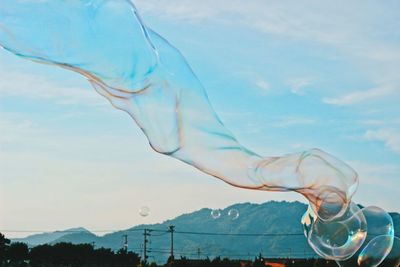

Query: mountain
[94,201,314,262]
[10,202,400,264]
[12,227,91,246]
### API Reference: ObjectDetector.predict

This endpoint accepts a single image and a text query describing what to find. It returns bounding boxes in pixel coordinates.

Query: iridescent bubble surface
[334,206,394,267]
[0,0,358,222]
[382,237,400,267]
[0,0,395,264]
[302,202,367,261]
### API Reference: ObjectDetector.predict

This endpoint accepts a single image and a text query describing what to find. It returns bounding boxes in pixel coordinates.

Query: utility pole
[197,247,201,259]
[143,229,150,266]
[123,234,128,252]
[168,225,175,261]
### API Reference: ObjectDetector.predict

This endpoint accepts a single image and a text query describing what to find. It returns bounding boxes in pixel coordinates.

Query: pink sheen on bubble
[0,0,396,264]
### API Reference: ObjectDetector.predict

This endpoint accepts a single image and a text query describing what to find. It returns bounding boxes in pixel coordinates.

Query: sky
[0,0,399,238]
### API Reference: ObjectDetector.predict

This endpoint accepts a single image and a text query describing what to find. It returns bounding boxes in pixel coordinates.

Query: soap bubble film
[336,206,395,267]
[382,237,400,267]
[302,202,367,261]
[0,1,397,265]
[211,209,221,219]
[139,206,150,217]
[228,209,240,221]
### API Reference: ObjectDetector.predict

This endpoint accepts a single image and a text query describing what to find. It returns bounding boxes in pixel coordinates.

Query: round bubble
[228,209,239,220]
[381,237,400,267]
[357,207,394,267]
[302,202,367,261]
[211,209,221,219]
[335,206,394,267]
[358,235,394,266]
[139,206,150,217]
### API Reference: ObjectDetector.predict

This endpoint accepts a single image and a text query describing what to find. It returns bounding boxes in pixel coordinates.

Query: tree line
[0,233,140,267]
[1,233,398,267]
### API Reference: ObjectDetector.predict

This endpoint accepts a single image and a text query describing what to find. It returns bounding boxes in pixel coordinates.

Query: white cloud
[364,129,400,154]
[0,70,105,106]
[349,160,400,211]
[286,77,313,95]
[135,0,400,105]
[255,79,270,91]
[1,112,307,235]
[271,116,316,128]
[136,1,399,52]
[348,161,400,188]
[134,1,220,22]
[322,85,396,106]
[359,118,400,126]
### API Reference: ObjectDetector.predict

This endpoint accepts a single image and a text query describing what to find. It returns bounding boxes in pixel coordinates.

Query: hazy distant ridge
[12,201,400,262]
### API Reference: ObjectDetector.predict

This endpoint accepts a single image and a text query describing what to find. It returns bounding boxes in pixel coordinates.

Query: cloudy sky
[0,0,399,237]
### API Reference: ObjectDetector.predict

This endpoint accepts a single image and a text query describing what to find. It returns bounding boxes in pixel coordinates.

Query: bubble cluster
[335,206,395,267]
[0,1,397,265]
[301,202,367,261]
[302,204,397,266]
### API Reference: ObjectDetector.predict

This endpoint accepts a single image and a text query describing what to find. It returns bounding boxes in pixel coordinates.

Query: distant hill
[12,227,91,246]
[10,201,400,264]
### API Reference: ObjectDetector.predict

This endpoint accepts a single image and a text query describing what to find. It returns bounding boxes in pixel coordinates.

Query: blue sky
[0,0,399,237]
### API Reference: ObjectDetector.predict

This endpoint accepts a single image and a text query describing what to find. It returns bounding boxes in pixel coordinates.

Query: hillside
[12,201,400,263]
[12,227,91,247]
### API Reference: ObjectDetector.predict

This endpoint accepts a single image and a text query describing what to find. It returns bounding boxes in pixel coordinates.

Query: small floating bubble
[228,209,239,220]
[139,206,150,217]
[211,209,221,219]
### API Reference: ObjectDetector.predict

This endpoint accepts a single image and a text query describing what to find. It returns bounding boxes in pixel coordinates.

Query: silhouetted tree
[28,242,141,267]
[6,242,28,267]
[253,253,264,267]
[0,234,10,267]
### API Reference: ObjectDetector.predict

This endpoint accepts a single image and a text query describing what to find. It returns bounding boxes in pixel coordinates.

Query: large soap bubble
[0,2,359,220]
[302,202,367,261]
[336,206,395,267]
[382,237,400,267]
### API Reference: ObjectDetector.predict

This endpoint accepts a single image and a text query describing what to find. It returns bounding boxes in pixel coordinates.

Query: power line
[0,229,148,233]
[174,230,304,237]
[0,228,305,236]
[0,228,306,237]
[147,249,318,259]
